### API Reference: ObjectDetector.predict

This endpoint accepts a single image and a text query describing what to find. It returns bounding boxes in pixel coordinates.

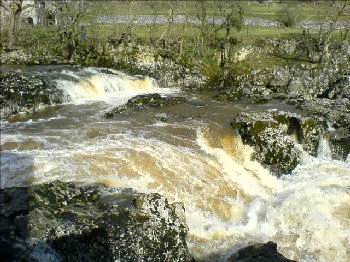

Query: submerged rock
[231,110,325,174]
[228,242,296,262]
[0,181,193,262]
[105,93,186,118]
[0,72,63,119]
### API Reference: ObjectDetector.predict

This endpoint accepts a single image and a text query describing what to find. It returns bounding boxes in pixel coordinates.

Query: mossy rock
[231,110,326,174]
[0,181,193,262]
[0,71,63,119]
[105,93,186,118]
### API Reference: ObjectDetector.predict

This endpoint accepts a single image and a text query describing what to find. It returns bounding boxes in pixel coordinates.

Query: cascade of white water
[55,67,177,104]
[317,135,332,160]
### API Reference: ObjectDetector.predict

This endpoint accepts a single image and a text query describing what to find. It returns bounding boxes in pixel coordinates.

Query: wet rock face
[330,134,350,160]
[253,127,300,175]
[105,93,186,118]
[297,98,350,132]
[297,98,350,160]
[232,111,325,174]
[228,242,296,262]
[0,181,193,262]
[0,72,63,119]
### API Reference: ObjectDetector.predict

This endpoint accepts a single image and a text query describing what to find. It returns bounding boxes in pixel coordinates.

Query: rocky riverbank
[0,181,193,262]
[0,72,64,120]
[0,43,206,90]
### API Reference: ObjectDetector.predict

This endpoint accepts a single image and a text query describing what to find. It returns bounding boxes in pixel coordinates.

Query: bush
[277,5,298,28]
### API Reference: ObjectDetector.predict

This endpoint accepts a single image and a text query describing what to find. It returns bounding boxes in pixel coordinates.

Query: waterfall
[55,67,177,104]
[317,135,332,160]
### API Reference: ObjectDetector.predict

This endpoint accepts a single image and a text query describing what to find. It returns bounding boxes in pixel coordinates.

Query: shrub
[277,5,298,28]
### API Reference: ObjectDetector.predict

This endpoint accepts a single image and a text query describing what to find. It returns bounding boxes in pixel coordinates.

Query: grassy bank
[1,1,349,88]
[84,1,350,22]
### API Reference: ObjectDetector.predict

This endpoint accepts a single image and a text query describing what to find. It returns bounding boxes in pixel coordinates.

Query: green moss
[251,121,272,136]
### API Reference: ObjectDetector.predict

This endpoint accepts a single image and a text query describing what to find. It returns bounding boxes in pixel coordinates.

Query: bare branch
[0,1,10,12]
[22,4,34,11]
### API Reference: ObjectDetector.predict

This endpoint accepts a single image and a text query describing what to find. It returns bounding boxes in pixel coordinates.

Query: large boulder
[231,110,326,174]
[0,181,193,262]
[0,72,63,119]
[228,242,295,262]
[105,93,186,118]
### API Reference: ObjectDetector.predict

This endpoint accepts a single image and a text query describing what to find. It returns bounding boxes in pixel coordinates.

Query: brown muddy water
[1,67,350,261]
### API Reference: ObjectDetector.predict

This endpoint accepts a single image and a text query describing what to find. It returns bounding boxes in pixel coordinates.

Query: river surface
[1,67,350,262]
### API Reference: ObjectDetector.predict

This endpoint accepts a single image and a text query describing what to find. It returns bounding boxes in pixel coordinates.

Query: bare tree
[124,0,136,41]
[146,1,160,44]
[55,0,85,60]
[0,0,34,49]
[214,2,244,66]
[303,0,349,63]
[318,0,349,63]
[194,0,210,50]
[158,1,176,44]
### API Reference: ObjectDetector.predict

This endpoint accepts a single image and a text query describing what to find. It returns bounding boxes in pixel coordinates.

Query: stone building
[0,0,69,27]
[24,0,59,26]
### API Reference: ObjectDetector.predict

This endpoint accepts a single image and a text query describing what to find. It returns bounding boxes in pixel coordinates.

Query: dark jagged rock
[0,181,193,262]
[105,93,186,118]
[231,110,326,174]
[0,72,63,119]
[228,242,296,262]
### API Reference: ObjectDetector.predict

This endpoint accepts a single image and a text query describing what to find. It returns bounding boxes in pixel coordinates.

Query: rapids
[1,67,350,262]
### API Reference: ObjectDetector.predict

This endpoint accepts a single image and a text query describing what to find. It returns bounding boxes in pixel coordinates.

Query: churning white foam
[2,122,350,261]
[56,68,178,104]
[192,128,350,262]
[317,135,332,160]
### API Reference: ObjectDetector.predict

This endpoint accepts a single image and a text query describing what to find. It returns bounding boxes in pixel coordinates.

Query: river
[1,67,350,261]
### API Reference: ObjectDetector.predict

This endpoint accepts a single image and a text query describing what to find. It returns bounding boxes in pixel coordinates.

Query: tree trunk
[8,12,16,49]
[14,10,21,33]
[7,7,22,49]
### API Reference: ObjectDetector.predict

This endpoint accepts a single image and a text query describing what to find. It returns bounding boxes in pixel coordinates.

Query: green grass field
[83,1,350,22]
[2,0,349,79]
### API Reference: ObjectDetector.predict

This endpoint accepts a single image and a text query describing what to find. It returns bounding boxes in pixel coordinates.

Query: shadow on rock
[0,180,194,262]
[228,242,296,262]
